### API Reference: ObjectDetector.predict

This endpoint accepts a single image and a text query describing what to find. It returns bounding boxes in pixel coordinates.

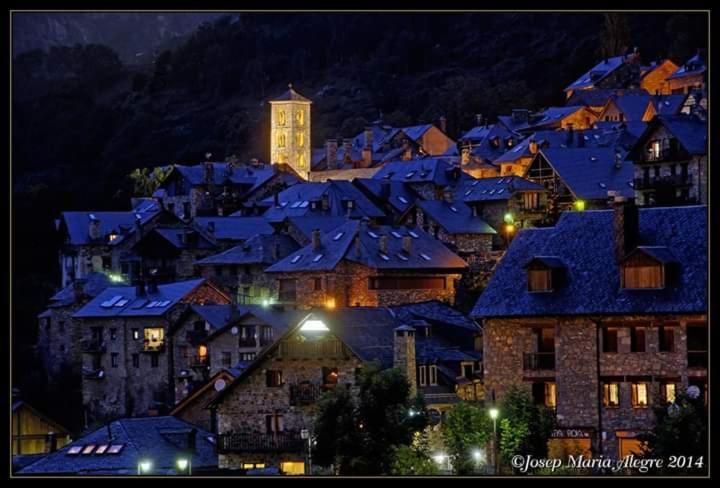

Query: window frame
[603,382,620,407]
[631,382,649,408]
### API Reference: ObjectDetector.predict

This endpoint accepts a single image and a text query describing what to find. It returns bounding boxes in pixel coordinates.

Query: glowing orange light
[325,298,336,309]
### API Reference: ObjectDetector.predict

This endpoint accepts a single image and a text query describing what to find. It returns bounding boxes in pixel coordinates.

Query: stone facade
[270,89,312,180]
[198,263,277,305]
[272,261,461,308]
[482,314,707,458]
[37,305,84,384]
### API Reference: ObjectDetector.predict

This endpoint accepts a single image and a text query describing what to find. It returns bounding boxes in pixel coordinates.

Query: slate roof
[285,216,349,240]
[261,180,386,221]
[453,176,545,203]
[606,94,652,121]
[390,301,481,332]
[18,416,217,475]
[666,53,706,80]
[45,272,121,309]
[565,88,649,107]
[416,200,497,235]
[265,220,467,273]
[167,162,279,193]
[270,84,312,102]
[60,208,160,247]
[371,158,466,187]
[151,227,216,250]
[472,205,707,318]
[537,147,634,200]
[73,278,209,318]
[190,304,308,338]
[650,94,687,115]
[195,234,299,266]
[458,124,518,162]
[193,216,275,241]
[353,178,418,214]
[564,55,627,91]
[655,115,707,155]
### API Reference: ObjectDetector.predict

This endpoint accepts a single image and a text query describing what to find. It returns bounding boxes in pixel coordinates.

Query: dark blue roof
[60,208,160,246]
[194,216,274,241]
[261,181,385,221]
[191,304,308,338]
[498,106,587,133]
[285,216,349,240]
[353,178,418,214]
[266,220,467,273]
[472,205,707,318]
[371,158,466,186]
[538,147,634,200]
[650,94,686,115]
[46,273,121,309]
[151,227,216,250]
[666,53,706,80]
[656,115,707,155]
[458,124,518,162]
[167,162,278,192]
[454,176,544,203]
[608,94,652,121]
[565,55,627,91]
[18,416,217,475]
[566,88,648,107]
[196,234,299,265]
[390,301,480,332]
[73,279,209,318]
[416,200,497,234]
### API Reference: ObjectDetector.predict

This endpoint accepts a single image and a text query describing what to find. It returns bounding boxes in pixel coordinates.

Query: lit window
[297,132,305,147]
[278,111,286,125]
[67,446,82,455]
[631,383,648,408]
[296,110,304,126]
[82,444,96,455]
[107,444,124,454]
[95,444,109,454]
[544,382,557,408]
[278,133,286,148]
[281,461,305,475]
[143,327,165,351]
[661,382,676,404]
[108,233,118,243]
[622,263,664,289]
[528,269,552,292]
[266,370,283,387]
[132,329,140,340]
[603,382,620,407]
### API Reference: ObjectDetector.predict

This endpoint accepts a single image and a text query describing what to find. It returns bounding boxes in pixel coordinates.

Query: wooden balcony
[523,352,555,371]
[217,432,304,453]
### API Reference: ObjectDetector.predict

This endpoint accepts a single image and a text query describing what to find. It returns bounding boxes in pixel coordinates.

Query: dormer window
[620,246,676,290]
[524,257,565,293]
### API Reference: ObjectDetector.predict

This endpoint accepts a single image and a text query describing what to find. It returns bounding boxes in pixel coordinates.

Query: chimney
[273,191,280,208]
[612,196,639,262]
[439,116,447,133]
[361,146,372,168]
[354,234,362,257]
[577,130,585,148]
[443,187,454,204]
[528,139,538,154]
[393,325,417,397]
[107,423,113,442]
[378,235,388,255]
[136,280,146,298]
[134,215,143,238]
[204,162,215,188]
[511,109,530,124]
[311,229,322,251]
[402,139,412,161]
[321,193,330,211]
[343,139,353,160]
[380,180,391,201]
[565,123,574,145]
[88,215,101,241]
[402,235,412,254]
[326,139,338,170]
[475,113,483,126]
[364,126,374,149]
[188,428,197,452]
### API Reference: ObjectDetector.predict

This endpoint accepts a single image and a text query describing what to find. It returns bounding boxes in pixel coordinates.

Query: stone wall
[37,305,84,383]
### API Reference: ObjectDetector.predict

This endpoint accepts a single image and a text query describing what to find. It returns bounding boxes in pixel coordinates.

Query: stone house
[665,51,706,95]
[72,278,230,425]
[196,233,300,304]
[209,304,481,473]
[498,106,598,135]
[627,114,708,206]
[563,52,642,99]
[455,122,520,179]
[170,369,239,433]
[472,201,707,459]
[265,219,467,308]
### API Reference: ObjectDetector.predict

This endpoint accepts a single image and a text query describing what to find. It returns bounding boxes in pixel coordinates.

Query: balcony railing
[289,383,321,406]
[81,339,107,354]
[633,175,691,191]
[640,147,684,163]
[217,432,304,453]
[687,350,708,369]
[523,352,555,371]
[238,336,257,348]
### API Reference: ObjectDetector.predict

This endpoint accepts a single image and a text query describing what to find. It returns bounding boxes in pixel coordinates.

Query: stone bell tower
[269,83,312,180]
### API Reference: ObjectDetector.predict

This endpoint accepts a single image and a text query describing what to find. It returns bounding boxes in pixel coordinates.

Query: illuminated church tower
[269,84,312,180]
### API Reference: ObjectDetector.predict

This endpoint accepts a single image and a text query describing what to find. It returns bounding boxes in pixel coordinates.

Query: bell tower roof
[270,83,312,103]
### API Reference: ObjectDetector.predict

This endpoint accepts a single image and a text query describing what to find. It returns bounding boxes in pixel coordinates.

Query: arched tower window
[297,153,306,169]
[278,134,286,148]
[296,109,304,126]
[278,111,286,125]
[296,132,305,147]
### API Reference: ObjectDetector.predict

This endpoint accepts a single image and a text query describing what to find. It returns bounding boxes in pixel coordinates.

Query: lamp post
[489,408,499,475]
[176,457,192,476]
[300,428,313,476]
[137,459,152,476]
[503,213,516,247]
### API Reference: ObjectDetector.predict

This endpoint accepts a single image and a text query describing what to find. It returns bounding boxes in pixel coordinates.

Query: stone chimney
[321,193,330,211]
[343,139,353,160]
[528,139,538,154]
[326,139,338,170]
[72,279,86,303]
[378,235,388,255]
[361,146,373,168]
[614,151,623,169]
[311,229,322,251]
[88,215,101,241]
[393,325,417,397]
[364,126,374,149]
[402,235,412,254]
[612,196,639,262]
[402,139,412,161]
[354,234,362,258]
[439,116,447,133]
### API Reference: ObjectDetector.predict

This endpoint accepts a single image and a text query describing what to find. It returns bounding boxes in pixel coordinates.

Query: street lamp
[137,459,152,475]
[301,428,313,475]
[176,457,192,475]
[472,449,483,473]
[488,408,499,475]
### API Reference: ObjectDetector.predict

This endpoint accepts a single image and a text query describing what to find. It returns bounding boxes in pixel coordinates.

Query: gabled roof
[18,416,217,475]
[454,176,545,203]
[195,234,299,266]
[536,147,634,201]
[285,216,349,241]
[624,246,677,264]
[59,207,160,247]
[73,278,214,318]
[169,369,238,417]
[472,205,707,318]
[498,106,588,133]
[371,158,466,186]
[193,216,274,241]
[666,53,706,80]
[261,181,386,221]
[353,178,418,214]
[164,162,282,192]
[565,88,649,107]
[189,304,308,341]
[650,94,687,116]
[523,256,565,269]
[265,220,467,273]
[45,272,121,309]
[415,200,497,235]
[270,84,312,102]
[564,55,628,91]
[627,114,707,159]
[458,124,518,162]
[390,301,481,332]
[149,227,216,250]
[605,94,652,122]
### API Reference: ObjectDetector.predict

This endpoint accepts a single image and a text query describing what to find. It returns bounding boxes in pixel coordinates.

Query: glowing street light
[504,212,515,224]
[488,408,499,474]
[574,199,586,212]
[176,457,191,475]
[137,459,153,475]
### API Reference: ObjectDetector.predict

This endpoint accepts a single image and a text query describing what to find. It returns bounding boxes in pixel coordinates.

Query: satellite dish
[231,327,239,335]
[687,385,701,399]
[214,379,227,392]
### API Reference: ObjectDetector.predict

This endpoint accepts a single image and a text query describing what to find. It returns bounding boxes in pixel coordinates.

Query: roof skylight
[333,232,345,241]
[420,253,432,261]
[291,255,301,263]
[313,254,324,262]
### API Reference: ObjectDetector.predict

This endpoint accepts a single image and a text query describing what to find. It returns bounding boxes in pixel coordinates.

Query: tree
[128,166,172,197]
[638,386,708,475]
[390,445,439,475]
[666,15,694,63]
[312,362,427,475]
[498,385,556,473]
[442,401,493,474]
[600,13,632,59]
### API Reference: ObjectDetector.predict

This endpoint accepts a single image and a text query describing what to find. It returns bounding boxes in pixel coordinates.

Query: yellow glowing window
[278,134,286,148]
[242,463,254,469]
[108,233,118,243]
[297,153,306,169]
[297,132,305,147]
[603,383,619,407]
[144,327,165,351]
[545,382,557,408]
[278,111,286,125]
[198,344,208,360]
[662,383,676,404]
[296,110,304,125]
[631,383,648,408]
[281,461,305,475]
